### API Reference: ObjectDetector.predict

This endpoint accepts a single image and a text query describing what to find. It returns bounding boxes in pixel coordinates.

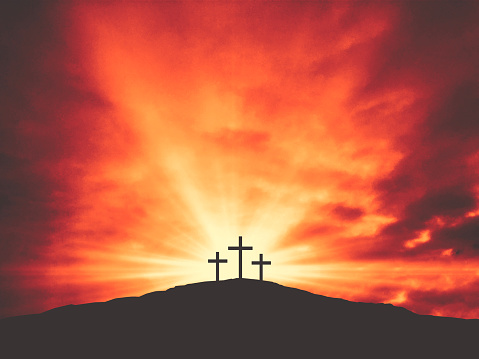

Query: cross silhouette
[228,236,253,279]
[208,252,228,281]
[252,253,271,281]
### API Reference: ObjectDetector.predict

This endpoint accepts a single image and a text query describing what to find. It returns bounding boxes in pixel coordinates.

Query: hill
[1,279,478,358]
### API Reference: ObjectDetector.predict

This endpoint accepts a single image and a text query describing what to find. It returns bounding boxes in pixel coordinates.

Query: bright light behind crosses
[63,3,329,288]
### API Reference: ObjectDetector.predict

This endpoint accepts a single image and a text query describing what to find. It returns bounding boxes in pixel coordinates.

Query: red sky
[1,1,479,319]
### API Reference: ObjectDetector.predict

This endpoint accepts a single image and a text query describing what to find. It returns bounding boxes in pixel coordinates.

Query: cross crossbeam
[208,252,228,281]
[252,253,271,281]
[228,236,253,279]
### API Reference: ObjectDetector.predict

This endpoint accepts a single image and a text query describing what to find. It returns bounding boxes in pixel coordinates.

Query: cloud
[404,280,479,318]
[331,204,365,222]
[352,278,479,319]
[371,81,479,257]
[0,0,127,317]
[431,216,479,254]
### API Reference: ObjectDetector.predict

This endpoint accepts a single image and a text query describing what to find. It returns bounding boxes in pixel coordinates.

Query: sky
[0,0,478,319]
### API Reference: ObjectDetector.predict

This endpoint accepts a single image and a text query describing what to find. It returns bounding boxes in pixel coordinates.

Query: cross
[251,253,271,281]
[208,252,228,281]
[228,236,253,279]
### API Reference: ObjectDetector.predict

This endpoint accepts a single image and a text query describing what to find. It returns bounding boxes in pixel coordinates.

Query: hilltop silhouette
[1,279,478,358]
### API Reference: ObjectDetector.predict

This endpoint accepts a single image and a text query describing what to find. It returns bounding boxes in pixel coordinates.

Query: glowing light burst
[9,1,473,320]
[50,3,338,292]
[43,4,398,294]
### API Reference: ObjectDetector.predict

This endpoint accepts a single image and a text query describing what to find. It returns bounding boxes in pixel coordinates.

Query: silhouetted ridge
[1,279,478,358]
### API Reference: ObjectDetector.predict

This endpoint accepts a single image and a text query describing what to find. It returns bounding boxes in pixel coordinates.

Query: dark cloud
[430,216,479,254]
[0,0,116,318]
[406,187,476,223]
[381,186,476,236]
[372,80,479,257]
[355,280,479,318]
[331,204,364,221]
[360,1,479,95]
[429,82,479,140]
[356,2,479,259]
[405,279,479,318]
[1,1,58,258]
[0,1,65,318]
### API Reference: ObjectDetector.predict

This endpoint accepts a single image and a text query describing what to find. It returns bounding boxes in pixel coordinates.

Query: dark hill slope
[1,279,478,358]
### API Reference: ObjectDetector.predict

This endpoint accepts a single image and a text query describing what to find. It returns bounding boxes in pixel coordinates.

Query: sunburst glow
[1,1,479,320]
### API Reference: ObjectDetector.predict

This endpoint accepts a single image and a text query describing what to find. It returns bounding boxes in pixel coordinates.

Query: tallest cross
[228,236,253,279]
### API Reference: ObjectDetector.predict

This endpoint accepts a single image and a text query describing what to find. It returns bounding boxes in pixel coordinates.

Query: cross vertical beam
[228,236,253,279]
[208,252,228,281]
[252,253,271,281]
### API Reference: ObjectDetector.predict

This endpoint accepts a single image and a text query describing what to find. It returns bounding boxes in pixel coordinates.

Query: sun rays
[33,2,477,318]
